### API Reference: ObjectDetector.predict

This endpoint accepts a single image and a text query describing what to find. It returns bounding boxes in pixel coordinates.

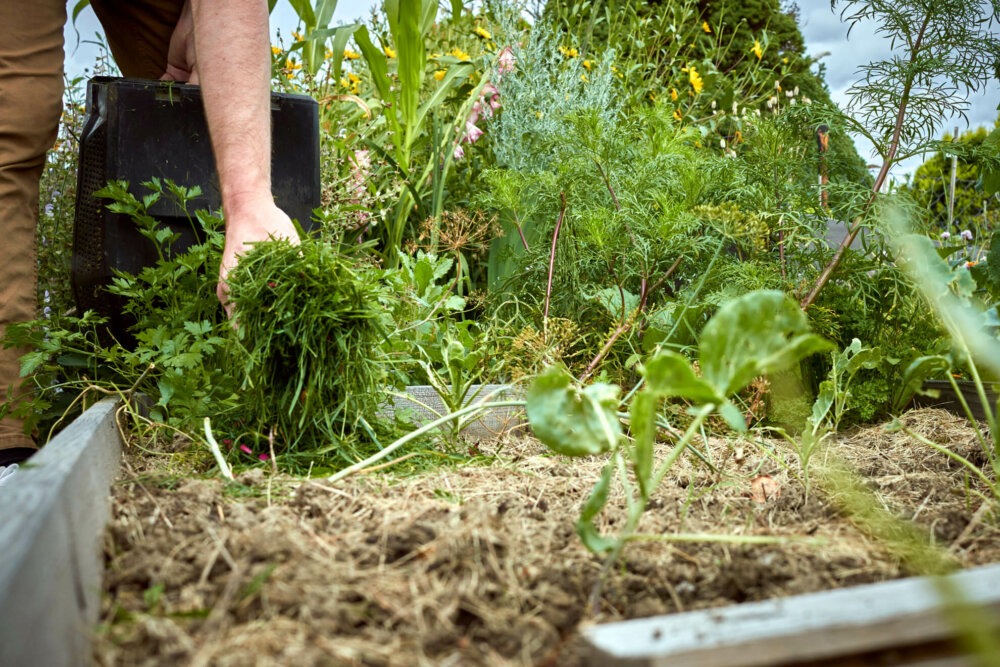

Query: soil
[93,408,1000,666]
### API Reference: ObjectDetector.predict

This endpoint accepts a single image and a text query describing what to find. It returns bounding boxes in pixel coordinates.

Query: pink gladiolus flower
[497,46,516,76]
[239,444,253,455]
[258,453,270,462]
[453,144,465,160]
[464,120,484,144]
[347,149,371,227]
[468,102,482,126]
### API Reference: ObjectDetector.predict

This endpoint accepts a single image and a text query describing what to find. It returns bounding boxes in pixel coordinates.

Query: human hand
[161,0,199,84]
[0,464,19,487]
[218,200,300,318]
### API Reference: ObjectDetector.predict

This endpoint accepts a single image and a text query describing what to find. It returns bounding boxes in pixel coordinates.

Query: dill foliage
[226,238,388,453]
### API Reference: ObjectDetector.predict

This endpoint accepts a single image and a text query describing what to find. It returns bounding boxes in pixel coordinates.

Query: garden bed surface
[94,408,999,666]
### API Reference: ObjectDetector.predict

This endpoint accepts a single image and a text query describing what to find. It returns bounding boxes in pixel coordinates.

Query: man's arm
[164,0,299,315]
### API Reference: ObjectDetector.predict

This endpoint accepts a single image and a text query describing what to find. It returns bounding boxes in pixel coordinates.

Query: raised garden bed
[90,407,998,665]
[911,379,999,422]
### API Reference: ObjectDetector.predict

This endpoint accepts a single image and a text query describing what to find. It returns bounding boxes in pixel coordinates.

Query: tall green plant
[526,291,831,578]
[802,0,1000,308]
[351,0,484,263]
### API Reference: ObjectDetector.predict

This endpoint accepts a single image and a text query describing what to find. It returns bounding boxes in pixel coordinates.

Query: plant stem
[588,405,713,613]
[204,418,235,481]
[579,256,682,382]
[543,192,567,333]
[327,400,525,483]
[800,12,931,310]
[902,424,998,500]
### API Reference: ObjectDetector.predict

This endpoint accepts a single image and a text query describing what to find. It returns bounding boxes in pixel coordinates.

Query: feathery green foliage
[226,238,388,454]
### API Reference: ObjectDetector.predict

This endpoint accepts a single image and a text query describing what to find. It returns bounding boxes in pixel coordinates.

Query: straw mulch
[93,408,999,666]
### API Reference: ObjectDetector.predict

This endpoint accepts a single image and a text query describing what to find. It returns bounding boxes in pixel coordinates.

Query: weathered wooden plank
[582,562,1000,666]
[389,384,525,440]
[0,399,123,667]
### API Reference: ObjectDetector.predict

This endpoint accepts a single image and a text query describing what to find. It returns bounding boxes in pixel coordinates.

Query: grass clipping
[226,238,386,452]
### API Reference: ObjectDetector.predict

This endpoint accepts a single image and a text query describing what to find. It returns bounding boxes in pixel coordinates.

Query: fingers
[160,65,199,84]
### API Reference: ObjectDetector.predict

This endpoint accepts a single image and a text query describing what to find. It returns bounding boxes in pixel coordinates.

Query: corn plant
[350,0,486,263]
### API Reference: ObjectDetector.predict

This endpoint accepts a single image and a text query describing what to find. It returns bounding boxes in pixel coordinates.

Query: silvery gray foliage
[486,4,620,172]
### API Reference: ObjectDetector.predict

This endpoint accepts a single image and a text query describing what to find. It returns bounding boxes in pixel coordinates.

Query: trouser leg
[91,0,185,79]
[0,0,66,451]
[0,0,184,452]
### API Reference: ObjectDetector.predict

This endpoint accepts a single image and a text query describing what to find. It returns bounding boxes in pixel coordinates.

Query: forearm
[189,0,273,220]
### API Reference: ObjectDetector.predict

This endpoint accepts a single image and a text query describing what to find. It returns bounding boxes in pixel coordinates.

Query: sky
[64,0,999,181]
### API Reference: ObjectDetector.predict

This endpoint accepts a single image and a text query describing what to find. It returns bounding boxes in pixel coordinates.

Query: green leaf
[71,0,90,23]
[812,378,836,425]
[642,350,720,404]
[389,0,433,155]
[987,232,1000,289]
[286,0,317,29]
[893,355,950,412]
[575,463,617,554]
[698,290,832,397]
[982,127,1000,197]
[717,400,747,433]
[526,366,621,456]
[354,26,393,104]
[315,23,360,81]
[628,391,657,499]
[414,62,476,134]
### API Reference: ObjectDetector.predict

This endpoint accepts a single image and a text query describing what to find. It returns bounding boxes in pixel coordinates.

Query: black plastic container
[71,76,320,342]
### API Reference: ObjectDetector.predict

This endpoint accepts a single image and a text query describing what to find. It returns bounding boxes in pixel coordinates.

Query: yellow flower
[688,65,703,94]
[558,45,579,58]
[384,46,397,58]
[292,31,304,41]
[271,45,282,56]
[751,39,763,60]
[474,26,492,40]
[673,109,682,121]
[344,49,361,60]
[582,59,592,70]
[448,47,470,61]
[341,72,361,94]
[702,21,711,33]
[433,69,446,81]
[285,58,301,70]
[580,73,588,82]
[670,87,678,101]
[325,49,333,60]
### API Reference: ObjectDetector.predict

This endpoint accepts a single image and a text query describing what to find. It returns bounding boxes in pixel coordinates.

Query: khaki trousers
[0,0,183,452]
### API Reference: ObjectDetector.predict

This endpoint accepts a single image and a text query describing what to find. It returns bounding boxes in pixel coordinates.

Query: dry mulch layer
[93,408,1000,666]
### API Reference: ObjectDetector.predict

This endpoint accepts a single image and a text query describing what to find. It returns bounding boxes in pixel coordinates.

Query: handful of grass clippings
[226,238,388,453]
